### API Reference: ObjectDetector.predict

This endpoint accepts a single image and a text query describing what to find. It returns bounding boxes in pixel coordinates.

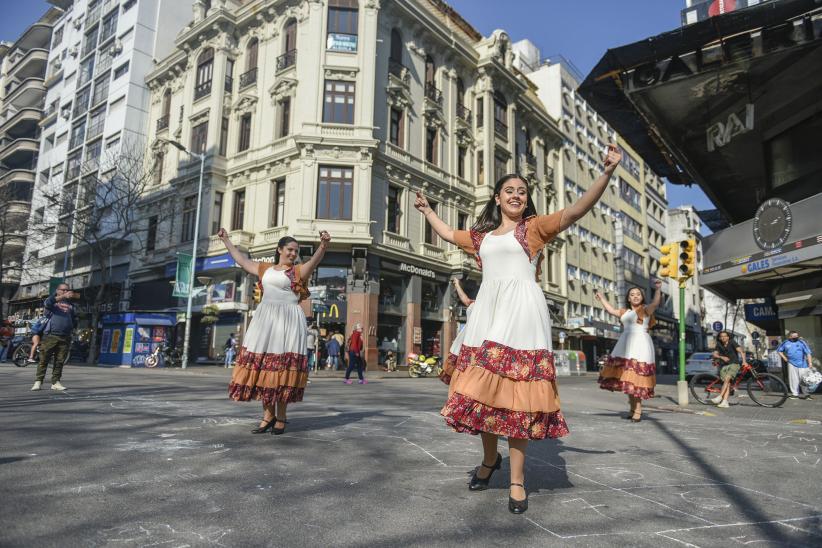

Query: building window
[191,120,208,155]
[231,190,245,231]
[494,153,508,183]
[317,166,353,220]
[211,191,223,235]
[195,48,214,100]
[219,116,228,156]
[545,251,554,283]
[52,26,63,48]
[619,177,641,211]
[327,0,359,52]
[389,28,403,62]
[457,212,467,231]
[323,80,355,124]
[85,140,102,172]
[123,0,136,11]
[477,152,484,185]
[477,97,484,127]
[424,200,438,245]
[279,19,297,70]
[113,61,129,79]
[181,195,196,242]
[279,97,291,137]
[424,55,435,87]
[270,180,285,227]
[146,216,158,251]
[153,151,164,185]
[66,151,82,180]
[238,114,252,152]
[387,185,401,234]
[457,146,467,179]
[100,9,118,42]
[240,39,258,88]
[425,128,438,165]
[494,92,508,138]
[69,121,86,150]
[87,106,106,139]
[389,107,403,147]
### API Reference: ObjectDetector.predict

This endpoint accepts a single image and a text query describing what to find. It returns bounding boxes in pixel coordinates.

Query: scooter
[407,353,442,378]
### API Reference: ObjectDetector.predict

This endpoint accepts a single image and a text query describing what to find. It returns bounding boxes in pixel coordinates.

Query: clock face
[752,198,792,250]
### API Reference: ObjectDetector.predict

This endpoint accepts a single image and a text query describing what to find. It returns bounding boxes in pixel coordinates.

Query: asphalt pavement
[1,362,821,547]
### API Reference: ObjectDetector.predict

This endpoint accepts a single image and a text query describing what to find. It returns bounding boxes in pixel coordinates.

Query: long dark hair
[275,236,298,263]
[624,286,646,309]
[716,330,734,347]
[472,174,538,233]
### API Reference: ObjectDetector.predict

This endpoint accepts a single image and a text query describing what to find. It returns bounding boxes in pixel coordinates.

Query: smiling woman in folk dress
[417,145,622,514]
[217,228,330,436]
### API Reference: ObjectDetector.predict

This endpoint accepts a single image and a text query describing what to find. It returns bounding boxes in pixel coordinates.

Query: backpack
[31,314,51,336]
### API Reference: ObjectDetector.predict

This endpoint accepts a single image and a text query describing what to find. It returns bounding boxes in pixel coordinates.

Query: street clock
[752,198,792,251]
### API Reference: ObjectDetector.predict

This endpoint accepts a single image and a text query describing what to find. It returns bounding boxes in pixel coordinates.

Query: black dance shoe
[508,482,528,514]
[272,419,289,435]
[468,452,502,491]
[252,419,275,434]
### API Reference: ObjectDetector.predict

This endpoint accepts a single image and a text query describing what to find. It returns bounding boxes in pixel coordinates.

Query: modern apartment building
[136,0,564,364]
[12,0,194,318]
[519,43,675,369]
[0,8,61,317]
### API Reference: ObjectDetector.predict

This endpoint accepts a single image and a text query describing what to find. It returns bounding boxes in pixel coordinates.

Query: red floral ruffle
[441,393,569,440]
[440,353,457,385]
[605,356,656,376]
[235,347,307,372]
[228,383,305,405]
[455,341,555,381]
[597,378,654,400]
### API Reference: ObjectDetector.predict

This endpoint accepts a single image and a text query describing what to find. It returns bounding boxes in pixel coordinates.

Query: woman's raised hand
[414,191,432,214]
[653,279,663,290]
[319,230,331,246]
[603,144,622,172]
[217,228,229,241]
[594,291,603,302]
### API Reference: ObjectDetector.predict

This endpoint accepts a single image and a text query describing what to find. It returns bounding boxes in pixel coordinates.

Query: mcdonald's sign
[325,303,340,319]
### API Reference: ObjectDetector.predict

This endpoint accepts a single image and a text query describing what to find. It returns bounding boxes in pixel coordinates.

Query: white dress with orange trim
[598,308,657,399]
[443,212,569,440]
[228,263,309,405]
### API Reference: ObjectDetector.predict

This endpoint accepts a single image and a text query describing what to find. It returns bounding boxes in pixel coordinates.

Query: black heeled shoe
[272,419,289,435]
[251,419,276,434]
[508,482,528,514]
[468,453,502,491]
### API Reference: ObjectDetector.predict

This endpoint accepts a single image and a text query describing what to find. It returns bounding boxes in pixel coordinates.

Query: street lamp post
[162,139,205,370]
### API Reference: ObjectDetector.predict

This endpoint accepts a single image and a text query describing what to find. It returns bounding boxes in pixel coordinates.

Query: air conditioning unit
[68,46,78,57]
[73,18,82,30]
[108,39,123,57]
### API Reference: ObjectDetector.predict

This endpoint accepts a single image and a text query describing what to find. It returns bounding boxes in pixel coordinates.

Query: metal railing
[194,80,212,100]
[276,49,296,71]
[224,75,233,93]
[424,83,442,105]
[388,58,410,84]
[457,103,472,124]
[238,67,258,88]
[494,118,508,139]
[156,114,169,132]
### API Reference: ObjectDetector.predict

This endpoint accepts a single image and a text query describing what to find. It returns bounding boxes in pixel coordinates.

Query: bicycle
[689,361,788,408]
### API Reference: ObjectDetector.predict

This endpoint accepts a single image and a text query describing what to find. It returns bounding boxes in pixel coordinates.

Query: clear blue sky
[3,0,713,214]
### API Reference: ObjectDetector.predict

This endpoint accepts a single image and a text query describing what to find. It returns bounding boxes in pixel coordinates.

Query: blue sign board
[744,303,778,323]
[164,253,237,278]
[712,321,723,332]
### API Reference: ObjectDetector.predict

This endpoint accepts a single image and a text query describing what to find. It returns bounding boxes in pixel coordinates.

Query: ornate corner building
[136,0,565,365]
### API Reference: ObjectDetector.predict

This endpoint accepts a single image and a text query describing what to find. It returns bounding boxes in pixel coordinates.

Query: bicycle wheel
[747,373,788,408]
[13,344,32,367]
[690,373,722,405]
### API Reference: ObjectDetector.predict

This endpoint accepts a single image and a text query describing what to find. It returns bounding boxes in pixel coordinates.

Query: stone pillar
[405,275,422,356]
[346,277,380,370]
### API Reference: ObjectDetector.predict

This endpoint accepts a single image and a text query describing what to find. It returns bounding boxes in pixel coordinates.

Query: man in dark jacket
[31,283,77,391]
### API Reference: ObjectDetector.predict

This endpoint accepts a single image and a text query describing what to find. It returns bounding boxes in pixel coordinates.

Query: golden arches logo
[324,304,340,319]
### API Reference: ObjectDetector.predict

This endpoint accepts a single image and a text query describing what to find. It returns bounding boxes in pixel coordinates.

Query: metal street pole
[160,138,205,370]
[677,280,689,406]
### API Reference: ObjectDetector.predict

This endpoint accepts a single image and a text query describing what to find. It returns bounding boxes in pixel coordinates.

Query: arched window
[246,38,258,71]
[195,47,214,99]
[456,77,465,106]
[279,19,297,70]
[424,55,435,86]
[493,90,508,136]
[161,89,171,118]
[390,28,402,62]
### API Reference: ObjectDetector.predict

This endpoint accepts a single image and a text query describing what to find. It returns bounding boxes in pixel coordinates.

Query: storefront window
[312,267,349,336]
[192,271,242,307]
[421,280,442,314]
[379,274,405,313]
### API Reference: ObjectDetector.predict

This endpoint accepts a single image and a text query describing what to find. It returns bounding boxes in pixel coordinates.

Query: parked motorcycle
[145,342,182,368]
[407,353,442,378]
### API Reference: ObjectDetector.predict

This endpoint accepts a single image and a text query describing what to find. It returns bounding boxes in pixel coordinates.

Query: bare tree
[36,136,175,364]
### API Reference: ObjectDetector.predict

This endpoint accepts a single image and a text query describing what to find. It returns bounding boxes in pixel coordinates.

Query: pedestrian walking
[306,322,319,372]
[326,334,341,370]
[777,331,815,399]
[344,323,367,384]
[595,280,663,421]
[31,283,77,391]
[441,278,476,384]
[219,228,331,435]
[417,144,622,514]
[711,330,748,408]
[223,333,237,368]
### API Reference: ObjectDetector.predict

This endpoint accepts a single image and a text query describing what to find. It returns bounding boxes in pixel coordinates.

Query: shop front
[98,312,176,367]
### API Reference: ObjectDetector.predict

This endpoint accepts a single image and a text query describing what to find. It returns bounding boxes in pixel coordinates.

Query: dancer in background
[416,145,621,514]
[595,280,663,421]
[441,277,475,384]
[218,229,330,435]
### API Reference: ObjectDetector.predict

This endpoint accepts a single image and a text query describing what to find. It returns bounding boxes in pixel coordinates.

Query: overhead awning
[578,0,822,224]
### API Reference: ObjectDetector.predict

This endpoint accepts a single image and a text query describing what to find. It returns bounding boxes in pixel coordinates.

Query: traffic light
[659,243,678,279]
[678,239,697,279]
[253,281,262,304]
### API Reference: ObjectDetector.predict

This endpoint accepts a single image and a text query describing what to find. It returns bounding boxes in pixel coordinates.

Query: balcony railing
[424,83,443,105]
[456,103,472,124]
[194,80,212,100]
[224,75,233,93]
[238,67,258,89]
[156,114,169,132]
[277,49,296,71]
[388,58,410,85]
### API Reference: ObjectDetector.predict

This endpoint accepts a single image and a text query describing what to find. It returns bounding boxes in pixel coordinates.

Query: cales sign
[744,303,777,323]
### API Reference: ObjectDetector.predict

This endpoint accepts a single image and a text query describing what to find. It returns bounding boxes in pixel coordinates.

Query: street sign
[712,321,723,332]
